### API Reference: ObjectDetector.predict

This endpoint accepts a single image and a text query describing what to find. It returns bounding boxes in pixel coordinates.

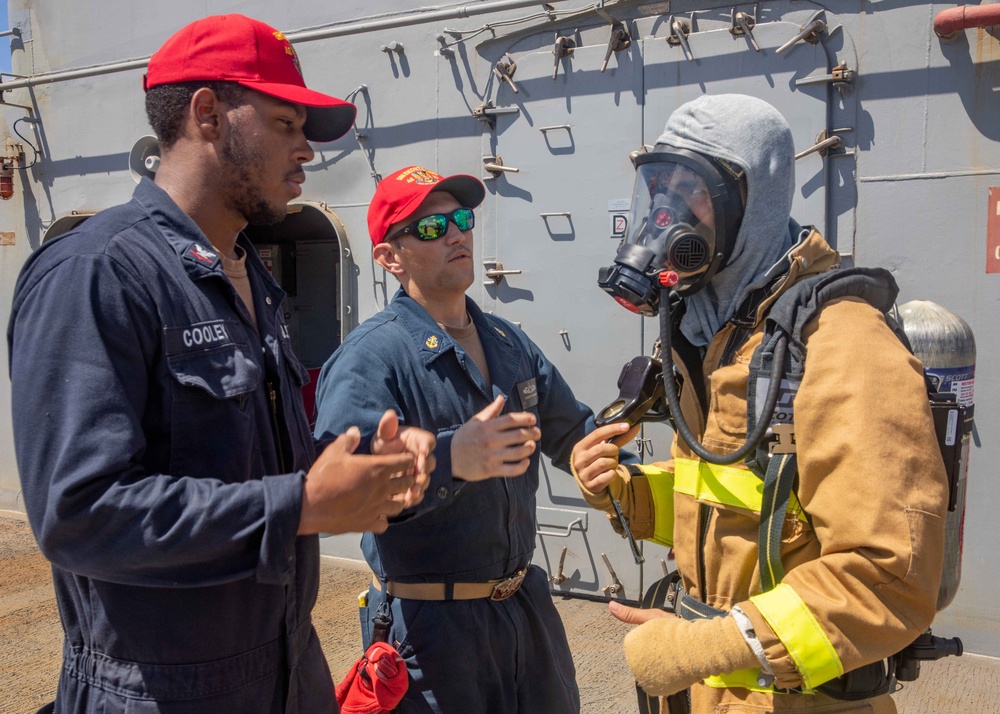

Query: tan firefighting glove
[624,614,759,697]
[571,463,655,540]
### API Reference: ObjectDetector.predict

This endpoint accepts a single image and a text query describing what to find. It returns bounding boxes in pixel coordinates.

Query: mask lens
[416,214,449,240]
[411,209,475,240]
[452,208,475,232]
[602,149,742,311]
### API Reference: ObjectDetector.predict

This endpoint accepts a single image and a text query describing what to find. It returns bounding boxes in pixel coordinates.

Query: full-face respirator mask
[592,145,757,570]
[597,146,745,315]
[595,146,750,444]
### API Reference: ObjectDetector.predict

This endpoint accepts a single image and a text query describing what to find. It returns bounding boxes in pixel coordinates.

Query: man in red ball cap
[9,15,433,714]
[313,166,631,713]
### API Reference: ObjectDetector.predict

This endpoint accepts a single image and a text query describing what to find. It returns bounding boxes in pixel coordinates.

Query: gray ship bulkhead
[1,0,998,658]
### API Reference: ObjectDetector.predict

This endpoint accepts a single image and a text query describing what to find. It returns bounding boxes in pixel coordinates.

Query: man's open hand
[451,395,541,481]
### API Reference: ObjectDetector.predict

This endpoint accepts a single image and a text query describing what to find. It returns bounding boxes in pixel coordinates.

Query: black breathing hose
[658,285,787,465]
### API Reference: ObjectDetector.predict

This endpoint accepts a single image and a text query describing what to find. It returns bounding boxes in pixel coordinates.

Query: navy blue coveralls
[7,179,334,714]
[314,289,596,714]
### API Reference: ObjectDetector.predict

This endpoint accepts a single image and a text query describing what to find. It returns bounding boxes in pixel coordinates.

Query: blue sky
[1,4,11,75]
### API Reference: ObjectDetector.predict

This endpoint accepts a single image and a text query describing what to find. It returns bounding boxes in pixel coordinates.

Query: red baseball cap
[144,14,356,143]
[368,166,486,245]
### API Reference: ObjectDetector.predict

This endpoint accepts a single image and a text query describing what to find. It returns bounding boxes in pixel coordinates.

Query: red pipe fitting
[934,5,1000,39]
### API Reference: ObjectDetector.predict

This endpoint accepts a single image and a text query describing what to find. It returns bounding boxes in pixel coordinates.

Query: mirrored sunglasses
[389,208,475,241]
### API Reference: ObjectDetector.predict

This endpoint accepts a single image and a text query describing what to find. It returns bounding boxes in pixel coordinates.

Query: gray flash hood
[656,94,801,347]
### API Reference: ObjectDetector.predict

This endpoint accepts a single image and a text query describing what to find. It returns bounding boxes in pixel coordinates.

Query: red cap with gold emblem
[368,166,486,246]
[144,14,356,142]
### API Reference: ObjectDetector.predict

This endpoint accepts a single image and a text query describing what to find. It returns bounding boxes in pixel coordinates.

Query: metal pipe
[934,5,1000,39]
[859,168,1000,183]
[291,0,563,42]
[1,58,148,92]
[0,0,575,93]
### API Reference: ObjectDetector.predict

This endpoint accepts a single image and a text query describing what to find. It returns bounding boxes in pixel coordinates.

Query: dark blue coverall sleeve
[527,341,596,471]
[313,341,458,521]
[526,338,639,468]
[9,255,302,587]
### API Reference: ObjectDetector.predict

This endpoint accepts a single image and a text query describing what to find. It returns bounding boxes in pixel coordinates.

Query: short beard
[222,123,287,226]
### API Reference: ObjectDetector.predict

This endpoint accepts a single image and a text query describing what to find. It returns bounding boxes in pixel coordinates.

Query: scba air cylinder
[899,300,976,611]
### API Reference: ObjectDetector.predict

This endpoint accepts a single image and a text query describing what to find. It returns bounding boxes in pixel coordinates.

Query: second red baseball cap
[144,14,356,143]
[368,166,486,246]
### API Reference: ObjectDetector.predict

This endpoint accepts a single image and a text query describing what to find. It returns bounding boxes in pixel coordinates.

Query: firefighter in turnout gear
[573,94,948,713]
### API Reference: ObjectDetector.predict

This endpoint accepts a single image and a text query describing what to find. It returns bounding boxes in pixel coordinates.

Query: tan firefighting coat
[582,230,948,713]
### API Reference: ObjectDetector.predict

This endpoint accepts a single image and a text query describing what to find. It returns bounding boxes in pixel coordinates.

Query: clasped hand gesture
[299,410,435,535]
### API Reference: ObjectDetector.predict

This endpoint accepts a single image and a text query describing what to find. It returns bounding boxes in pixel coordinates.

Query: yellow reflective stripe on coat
[703,669,816,695]
[750,583,845,689]
[673,458,805,520]
[638,464,674,547]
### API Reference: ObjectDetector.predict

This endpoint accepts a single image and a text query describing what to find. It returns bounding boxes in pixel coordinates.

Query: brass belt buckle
[490,569,526,601]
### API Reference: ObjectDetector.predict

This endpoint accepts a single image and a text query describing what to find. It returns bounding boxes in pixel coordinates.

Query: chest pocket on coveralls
[277,335,314,441]
[278,335,311,389]
[165,320,261,478]
[511,375,542,498]
[514,376,540,415]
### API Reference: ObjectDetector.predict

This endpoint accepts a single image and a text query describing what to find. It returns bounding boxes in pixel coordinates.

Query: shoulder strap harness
[745,266,899,590]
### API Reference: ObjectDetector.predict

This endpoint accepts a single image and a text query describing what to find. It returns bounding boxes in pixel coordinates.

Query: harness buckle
[767,423,797,455]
